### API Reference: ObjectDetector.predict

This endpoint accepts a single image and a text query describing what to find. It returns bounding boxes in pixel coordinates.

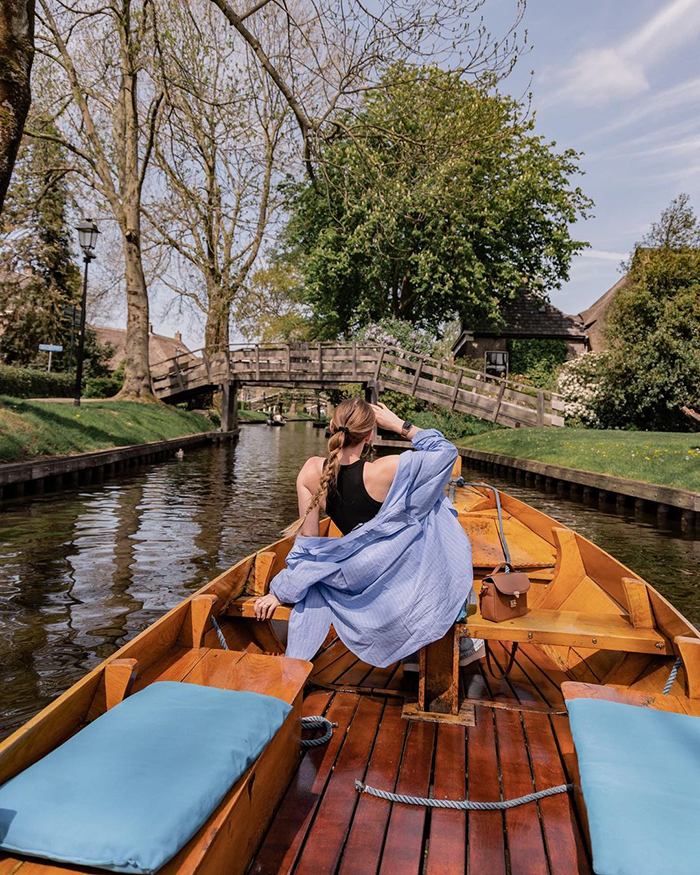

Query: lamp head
[76,218,99,255]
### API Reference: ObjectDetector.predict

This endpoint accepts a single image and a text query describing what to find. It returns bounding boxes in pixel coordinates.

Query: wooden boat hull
[2,476,698,873]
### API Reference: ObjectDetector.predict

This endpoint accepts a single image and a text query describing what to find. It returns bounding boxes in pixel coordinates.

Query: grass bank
[0,397,217,464]
[458,428,700,492]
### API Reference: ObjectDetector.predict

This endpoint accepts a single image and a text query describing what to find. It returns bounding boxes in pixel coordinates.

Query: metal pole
[74,254,91,407]
[68,306,76,373]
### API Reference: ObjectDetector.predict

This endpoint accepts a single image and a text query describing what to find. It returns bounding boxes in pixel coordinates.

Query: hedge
[84,375,123,398]
[0,364,74,399]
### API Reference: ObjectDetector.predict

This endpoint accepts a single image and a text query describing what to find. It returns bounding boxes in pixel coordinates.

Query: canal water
[1,422,698,740]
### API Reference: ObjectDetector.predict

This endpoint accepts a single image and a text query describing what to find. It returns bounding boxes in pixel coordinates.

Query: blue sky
[126,0,700,345]
[486,0,700,317]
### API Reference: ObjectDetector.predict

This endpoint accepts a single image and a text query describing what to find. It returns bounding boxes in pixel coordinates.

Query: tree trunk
[120,229,152,397]
[0,0,35,212]
[204,281,230,354]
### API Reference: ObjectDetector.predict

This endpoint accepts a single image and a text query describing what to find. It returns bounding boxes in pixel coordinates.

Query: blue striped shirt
[271,429,473,667]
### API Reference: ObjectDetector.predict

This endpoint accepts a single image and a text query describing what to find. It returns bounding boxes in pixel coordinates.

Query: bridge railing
[150,341,565,427]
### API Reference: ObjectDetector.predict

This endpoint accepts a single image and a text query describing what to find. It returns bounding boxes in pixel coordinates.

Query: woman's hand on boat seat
[254,592,281,620]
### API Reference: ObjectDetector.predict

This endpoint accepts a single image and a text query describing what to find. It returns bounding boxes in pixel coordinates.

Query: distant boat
[266,415,286,427]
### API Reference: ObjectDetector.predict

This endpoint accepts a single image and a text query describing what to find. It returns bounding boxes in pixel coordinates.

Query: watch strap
[401,420,413,437]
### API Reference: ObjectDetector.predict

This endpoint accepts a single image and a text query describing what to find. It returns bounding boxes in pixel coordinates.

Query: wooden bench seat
[459,606,672,655]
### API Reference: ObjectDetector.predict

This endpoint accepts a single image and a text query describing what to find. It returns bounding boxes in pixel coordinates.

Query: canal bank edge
[457,446,699,530]
[0,429,239,502]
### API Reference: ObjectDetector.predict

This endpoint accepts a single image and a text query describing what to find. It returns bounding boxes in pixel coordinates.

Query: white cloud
[580,249,628,262]
[544,0,700,108]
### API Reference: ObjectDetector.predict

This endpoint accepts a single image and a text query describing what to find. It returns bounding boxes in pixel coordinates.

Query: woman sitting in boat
[254,397,480,668]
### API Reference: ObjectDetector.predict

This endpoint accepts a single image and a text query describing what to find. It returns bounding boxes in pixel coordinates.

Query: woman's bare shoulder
[367,452,401,484]
[297,455,325,485]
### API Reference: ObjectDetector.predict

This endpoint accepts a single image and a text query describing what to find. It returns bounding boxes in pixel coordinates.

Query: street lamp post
[74,219,99,407]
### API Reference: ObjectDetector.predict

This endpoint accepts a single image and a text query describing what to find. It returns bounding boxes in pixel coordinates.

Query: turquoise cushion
[0,681,292,873]
[567,698,700,875]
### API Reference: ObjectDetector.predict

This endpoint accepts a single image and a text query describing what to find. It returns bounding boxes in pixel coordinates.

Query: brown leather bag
[479,564,531,622]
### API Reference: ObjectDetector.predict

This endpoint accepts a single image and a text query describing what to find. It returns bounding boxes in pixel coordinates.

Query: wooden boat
[1,465,699,874]
[266,417,286,427]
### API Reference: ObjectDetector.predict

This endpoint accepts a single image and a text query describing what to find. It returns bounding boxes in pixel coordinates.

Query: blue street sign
[39,344,63,353]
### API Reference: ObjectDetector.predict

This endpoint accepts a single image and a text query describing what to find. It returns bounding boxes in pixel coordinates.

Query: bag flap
[483,570,531,596]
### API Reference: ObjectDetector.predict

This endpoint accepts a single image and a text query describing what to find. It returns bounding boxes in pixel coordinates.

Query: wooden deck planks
[425,725,467,875]
[467,707,507,875]
[522,711,591,874]
[249,692,359,875]
[338,698,408,875]
[378,721,436,875]
[494,709,549,875]
[294,695,385,875]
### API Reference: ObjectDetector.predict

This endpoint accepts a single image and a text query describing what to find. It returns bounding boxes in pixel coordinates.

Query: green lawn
[458,428,700,492]
[0,397,217,464]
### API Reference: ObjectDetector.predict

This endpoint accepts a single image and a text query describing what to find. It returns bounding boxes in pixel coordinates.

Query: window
[485,350,508,379]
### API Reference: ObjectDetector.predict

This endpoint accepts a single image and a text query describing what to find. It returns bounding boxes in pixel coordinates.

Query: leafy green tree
[283,63,592,338]
[507,338,569,389]
[597,195,700,431]
[0,128,81,366]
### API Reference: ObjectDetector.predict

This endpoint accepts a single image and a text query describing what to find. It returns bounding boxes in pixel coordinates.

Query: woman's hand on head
[254,592,281,620]
[370,402,404,434]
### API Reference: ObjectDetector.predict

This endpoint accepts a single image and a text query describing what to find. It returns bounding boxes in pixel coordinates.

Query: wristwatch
[400,420,413,438]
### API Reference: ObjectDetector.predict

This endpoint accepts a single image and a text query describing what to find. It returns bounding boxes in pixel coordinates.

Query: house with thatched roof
[89,324,192,373]
[577,275,629,353]
[452,293,589,377]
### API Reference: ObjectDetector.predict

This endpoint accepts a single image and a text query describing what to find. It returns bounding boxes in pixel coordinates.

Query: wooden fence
[150,342,565,428]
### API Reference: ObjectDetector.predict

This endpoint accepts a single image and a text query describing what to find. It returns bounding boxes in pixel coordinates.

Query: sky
[484,0,700,317]
[96,0,700,346]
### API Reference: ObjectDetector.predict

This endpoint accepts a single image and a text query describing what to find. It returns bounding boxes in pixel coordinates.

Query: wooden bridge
[150,343,565,430]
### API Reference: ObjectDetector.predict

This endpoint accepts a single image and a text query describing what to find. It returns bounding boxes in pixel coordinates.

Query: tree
[146,0,291,353]
[0,126,80,365]
[282,64,592,337]
[31,0,163,397]
[235,261,311,341]
[208,0,528,185]
[0,0,35,212]
[598,195,700,431]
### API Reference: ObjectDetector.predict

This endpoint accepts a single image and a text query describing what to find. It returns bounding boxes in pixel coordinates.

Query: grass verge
[0,397,217,464]
[458,427,700,492]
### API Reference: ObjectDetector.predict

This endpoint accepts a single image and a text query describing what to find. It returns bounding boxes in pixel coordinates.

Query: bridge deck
[150,343,565,428]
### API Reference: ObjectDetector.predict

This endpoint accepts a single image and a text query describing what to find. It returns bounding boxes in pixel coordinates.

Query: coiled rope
[210,615,334,748]
[355,780,573,810]
[301,716,336,747]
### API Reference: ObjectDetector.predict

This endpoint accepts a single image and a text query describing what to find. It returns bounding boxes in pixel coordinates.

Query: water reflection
[0,422,697,740]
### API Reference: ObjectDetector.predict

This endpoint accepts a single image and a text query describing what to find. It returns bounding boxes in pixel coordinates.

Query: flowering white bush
[358,318,436,356]
[557,353,605,427]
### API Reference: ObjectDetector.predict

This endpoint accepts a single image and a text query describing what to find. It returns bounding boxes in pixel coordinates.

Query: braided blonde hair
[283,397,376,537]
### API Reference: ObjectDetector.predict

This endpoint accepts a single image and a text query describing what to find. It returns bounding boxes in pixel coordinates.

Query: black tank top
[325,459,383,535]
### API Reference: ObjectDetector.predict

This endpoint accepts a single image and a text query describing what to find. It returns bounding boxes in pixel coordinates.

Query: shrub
[556,354,605,427]
[84,375,122,398]
[0,364,74,398]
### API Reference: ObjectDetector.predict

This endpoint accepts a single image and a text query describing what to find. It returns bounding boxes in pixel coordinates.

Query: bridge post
[220,380,238,432]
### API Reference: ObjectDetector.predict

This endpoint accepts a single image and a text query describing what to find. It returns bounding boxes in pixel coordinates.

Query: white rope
[355,779,572,810]
[301,716,336,747]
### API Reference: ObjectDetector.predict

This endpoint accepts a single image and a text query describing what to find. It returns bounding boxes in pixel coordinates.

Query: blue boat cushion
[567,697,700,875]
[0,681,292,874]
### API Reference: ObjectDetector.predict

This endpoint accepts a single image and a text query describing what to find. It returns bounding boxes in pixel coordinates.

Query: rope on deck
[355,780,573,810]
[210,614,230,650]
[301,716,336,747]
[663,656,683,695]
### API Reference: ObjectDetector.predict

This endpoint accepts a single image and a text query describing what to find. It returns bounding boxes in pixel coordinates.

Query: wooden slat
[425,724,466,875]
[463,607,671,654]
[250,692,358,875]
[339,699,407,875]
[86,659,138,722]
[467,707,507,874]
[294,695,384,875]
[379,721,436,875]
[622,578,654,628]
[494,709,548,875]
[522,711,591,873]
